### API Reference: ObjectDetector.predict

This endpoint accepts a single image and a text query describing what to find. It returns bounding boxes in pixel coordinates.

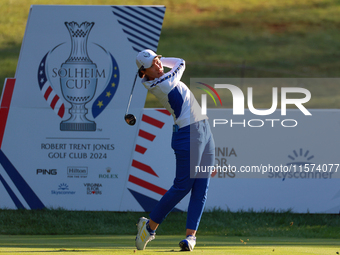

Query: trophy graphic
[60,21,97,131]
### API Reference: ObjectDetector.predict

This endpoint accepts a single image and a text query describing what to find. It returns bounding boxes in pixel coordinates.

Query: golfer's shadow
[156,250,183,252]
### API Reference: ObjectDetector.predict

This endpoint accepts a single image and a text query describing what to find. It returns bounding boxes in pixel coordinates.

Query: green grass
[1,209,339,254]
[1,209,339,239]
[0,235,340,255]
[1,0,340,108]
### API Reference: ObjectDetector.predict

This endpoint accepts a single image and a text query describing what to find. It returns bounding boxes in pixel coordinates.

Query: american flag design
[126,109,182,212]
[37,52,65,118]
[0,78,45,209]
[112,6,165,53]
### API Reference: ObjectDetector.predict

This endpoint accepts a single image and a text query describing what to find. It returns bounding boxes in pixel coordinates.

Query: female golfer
[135,49,215,251]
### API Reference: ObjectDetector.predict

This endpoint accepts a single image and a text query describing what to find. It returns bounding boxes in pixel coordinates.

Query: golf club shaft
[125,73,138,115]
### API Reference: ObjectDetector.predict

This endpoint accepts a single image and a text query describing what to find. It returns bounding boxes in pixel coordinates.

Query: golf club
[124,73,138,125]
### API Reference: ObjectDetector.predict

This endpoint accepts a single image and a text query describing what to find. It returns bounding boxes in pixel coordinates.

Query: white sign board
[123,109,340,214]
[0,5,166,210]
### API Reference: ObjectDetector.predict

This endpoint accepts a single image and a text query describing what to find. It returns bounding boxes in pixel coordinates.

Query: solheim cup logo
[37,21,120,131]
[60,22,97,131]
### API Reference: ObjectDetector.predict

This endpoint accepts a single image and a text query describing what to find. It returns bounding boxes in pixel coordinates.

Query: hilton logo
[67,166,88,178]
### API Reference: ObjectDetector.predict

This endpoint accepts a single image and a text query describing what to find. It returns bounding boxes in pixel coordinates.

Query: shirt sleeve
[159,57,186,84]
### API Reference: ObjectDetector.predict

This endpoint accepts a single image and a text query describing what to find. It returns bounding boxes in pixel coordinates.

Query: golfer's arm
[161,57,184,68]
[161,57,186,81]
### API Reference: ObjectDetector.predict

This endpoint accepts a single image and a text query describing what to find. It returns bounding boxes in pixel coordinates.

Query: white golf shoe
[179,235,196,251]
[135,217,155,250]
